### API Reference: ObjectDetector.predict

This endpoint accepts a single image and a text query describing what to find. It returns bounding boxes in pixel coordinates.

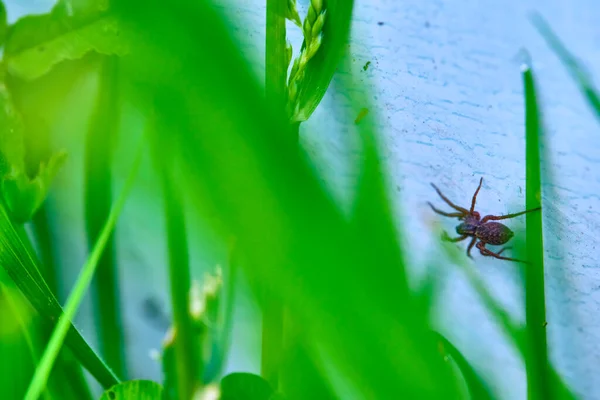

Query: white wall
[7,1,600,399]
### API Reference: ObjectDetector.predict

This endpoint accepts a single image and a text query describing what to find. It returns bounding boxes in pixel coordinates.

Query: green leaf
[99,380,163,400]
[2,151,67,223]
[531,13,600,121]
[290,0,354,121]
[0,58,67,224]
[220,373,273,400]
[4,2,129,81]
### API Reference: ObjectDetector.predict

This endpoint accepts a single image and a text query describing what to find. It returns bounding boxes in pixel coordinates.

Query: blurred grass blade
[99,380,163,400]
[441,240,576,399]
[343,62,458,397]
[434,332,494,400]
[4,2,129,81]
[220,372,273,400]
[0,276,94,400]
[24,140,142,400]
[263,0,288,388]
[150,109,200,399]
[84,56,127,379]
[522,61,551,400]
[531,13,600,120]
[0,278,49,400]
[114,0,467,396]
[289,0,354,121]
[0,201,118,388]
[211,240,238,382]
[0,2,6,47]
[442,239,524,341]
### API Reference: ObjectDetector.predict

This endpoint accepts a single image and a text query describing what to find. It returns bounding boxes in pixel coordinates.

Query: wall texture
[299,1,600,399]
[7,0,600,399]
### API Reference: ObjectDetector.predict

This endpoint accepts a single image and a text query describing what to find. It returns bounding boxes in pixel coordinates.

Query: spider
[428,177,541,263]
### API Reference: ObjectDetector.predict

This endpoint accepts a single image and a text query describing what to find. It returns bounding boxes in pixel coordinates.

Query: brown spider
[428,177,541,263]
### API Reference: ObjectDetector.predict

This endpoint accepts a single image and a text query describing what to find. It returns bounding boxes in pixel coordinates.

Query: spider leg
[497,246,512,255]
[470,177,483,214]
[466,237,476,259]
[480,207,541,223]
[428,202,464,218]
[476,241,529,264]
[430,184,469,214]
[442,232,468,242]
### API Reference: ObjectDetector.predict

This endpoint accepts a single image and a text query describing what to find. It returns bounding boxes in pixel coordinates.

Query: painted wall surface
[6,1,600,399]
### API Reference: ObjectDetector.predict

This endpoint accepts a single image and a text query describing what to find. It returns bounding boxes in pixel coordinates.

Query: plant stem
[523,64,551,400]
[164,175,198,399]
[84,56,127,378]
[153,116,199,399]
[263,0,288,390]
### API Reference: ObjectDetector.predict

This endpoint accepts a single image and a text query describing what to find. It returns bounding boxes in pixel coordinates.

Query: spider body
[473,222,514,245]
[429,177,541,263]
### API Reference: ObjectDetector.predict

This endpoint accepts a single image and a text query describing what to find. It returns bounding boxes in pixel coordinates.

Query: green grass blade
[99,380,163,400]
[30,206,59,295]
[531,13,600,120]
[23,141,143,400]
[522,61,551,400]
[343,65,458,396]
[0,279,51,400]
[434,332,494,400]
[0,2,6,47]
[263,0,288,389]
[114,0,462,395]
[441,239,576,399]
[441,239,525,349]
[0,201,118,388]
[220,373,273,400]
[84,56,127,379]
[150,110,200,399]
[1,273,95,400]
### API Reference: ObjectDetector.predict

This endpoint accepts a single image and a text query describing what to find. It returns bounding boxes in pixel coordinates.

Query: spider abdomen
[476,222,514,245]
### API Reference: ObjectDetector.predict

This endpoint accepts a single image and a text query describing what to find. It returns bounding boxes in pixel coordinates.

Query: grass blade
[263,0,288,389]
[150,110,201,399]
[531,13,600,120]
[99,380,163,400]
[522,61,551,400]
[84,56,127,379]
[434,332,494,400]
[23,141,143,400]
[0,201,118,388]
[117,0,458,395]
[441,240,576,399]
